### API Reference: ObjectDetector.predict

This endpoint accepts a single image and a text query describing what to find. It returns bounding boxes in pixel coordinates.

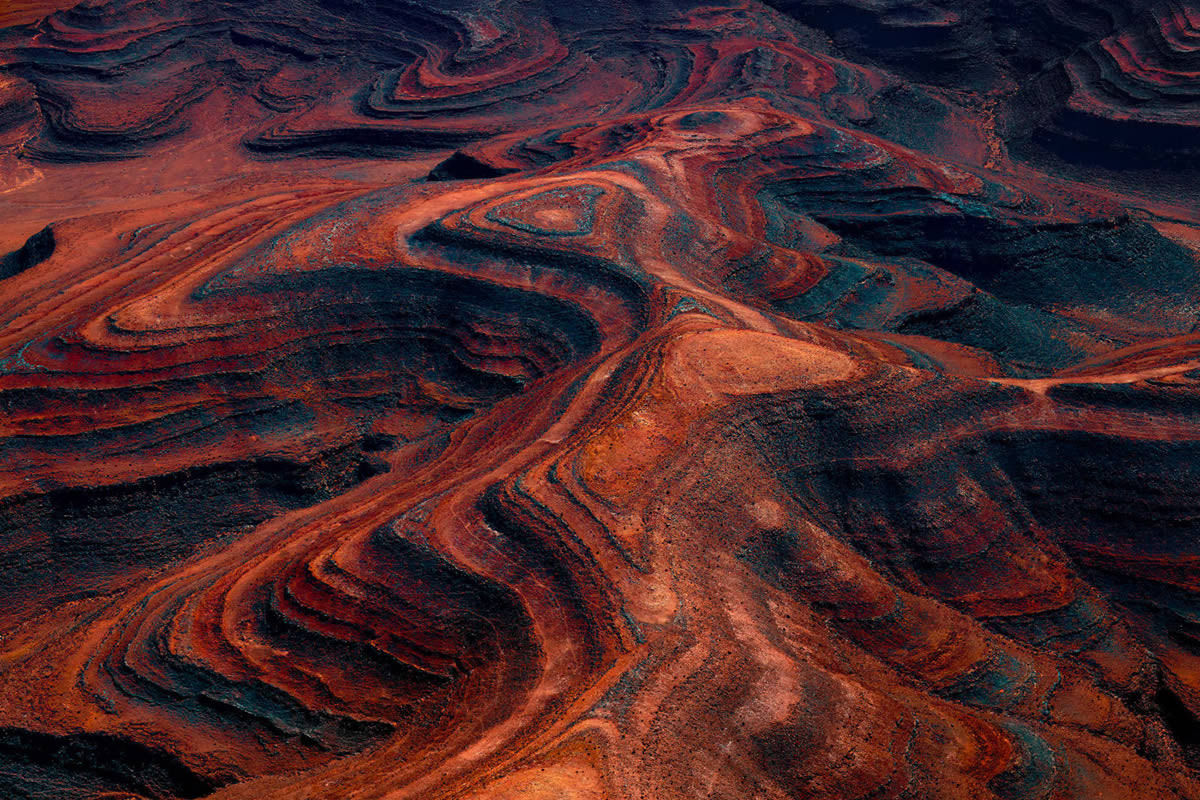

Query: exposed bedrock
[1011,2,1200,170]
[1,0,1199,798]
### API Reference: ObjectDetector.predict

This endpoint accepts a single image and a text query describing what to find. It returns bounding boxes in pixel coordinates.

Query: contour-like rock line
[1,1,1199,799]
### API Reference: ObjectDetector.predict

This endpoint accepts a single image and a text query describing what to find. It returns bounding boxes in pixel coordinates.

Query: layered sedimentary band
[2,1,1200,799]
[1023,1,1200,167]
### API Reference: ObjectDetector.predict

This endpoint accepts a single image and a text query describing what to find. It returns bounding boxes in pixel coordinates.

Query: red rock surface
[2,1,1200,798]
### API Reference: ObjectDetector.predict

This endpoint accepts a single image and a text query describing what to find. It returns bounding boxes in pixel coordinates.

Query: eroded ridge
[2,1,1200,798]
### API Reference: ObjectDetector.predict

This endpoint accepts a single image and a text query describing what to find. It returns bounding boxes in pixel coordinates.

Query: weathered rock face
[1,1,1199,798]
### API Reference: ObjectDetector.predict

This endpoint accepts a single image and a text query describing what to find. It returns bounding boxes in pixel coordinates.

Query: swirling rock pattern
[1,1,1199,798]
[1019,1,1200,168]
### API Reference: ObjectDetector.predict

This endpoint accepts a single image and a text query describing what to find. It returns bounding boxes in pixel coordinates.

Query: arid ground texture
[2,0,1200,798]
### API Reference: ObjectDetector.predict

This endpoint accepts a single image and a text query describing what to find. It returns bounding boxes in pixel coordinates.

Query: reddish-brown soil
[2,1,1200,798]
